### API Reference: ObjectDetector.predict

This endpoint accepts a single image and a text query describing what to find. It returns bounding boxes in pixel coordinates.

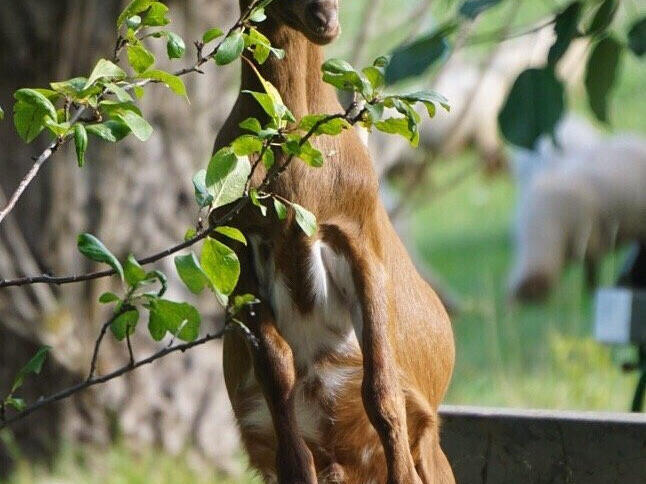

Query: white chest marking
[242,237,364,441]
[250,237,362,368]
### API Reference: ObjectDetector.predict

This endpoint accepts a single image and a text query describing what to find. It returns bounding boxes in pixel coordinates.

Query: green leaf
[146,270,168,298]
[139,69,187,97]
[148,299,201,342]
[249,7,267,22]
[205,148,251,208]
[585,36,622,123]
[586,0,618,37]
[286,140,324,167]
[77,233,125,281]
[105,83,134,102]
[262,148,275,169]
[201,237,240,296]
[126,15,142,30]
[185,228,197,241]
[459,0,502,19]
[99,292,120,304]
[299,115,351,135]
[84,59,127,89]
[192,169,214,208]
[250,189,267,216]
[232,134,263,156]
[44,119,71,138]
[239,117,262,133]
[124,254,147,286]
[215,30,245,65]
[498,67,565,149]
[203,28,224,44]
[215,226,247,246]
[11,346,52,393]
[628,16,646,57]
[362,66,385,92]
[548,1,582,67]
[50,77,98,101]
[127,44,156,74]
[115,110,153,141]
[242,65,294,123]
[175,253,209,294]
[375,117,419,146]
[110,309,139,341]
[273,198,287,220]
[73,124,88,168]
[86,120,131,142]
[233,294,259,312]
[0,106,3,120]
[141,2,170,26]
[117,0,154,27]
[292,204,317,237]
[166,32,186,59]
[14,88,58,123]
[244,28,284,64]
[385,22,455,85]
[14,89,58,138]
[5,397,26,412]
[242,91,279,120]
[399,90,451,113]
[13,102,47,143]
[321,58,372,97]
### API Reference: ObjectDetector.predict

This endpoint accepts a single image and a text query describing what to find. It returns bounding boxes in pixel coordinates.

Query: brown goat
[213,1,455,482]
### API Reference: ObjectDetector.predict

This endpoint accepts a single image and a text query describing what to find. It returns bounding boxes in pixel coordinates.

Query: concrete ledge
[438,405,646,484]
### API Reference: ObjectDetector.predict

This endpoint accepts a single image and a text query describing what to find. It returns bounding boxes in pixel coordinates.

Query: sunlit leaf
[201,237,240,296]
[77,233,125,280]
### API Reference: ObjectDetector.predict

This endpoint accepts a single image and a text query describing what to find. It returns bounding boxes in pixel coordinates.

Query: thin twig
[87,317,118,381]
[126,329,135,367]
[0,225,213,288]
[0,142,61,225]
[0,330,226,429]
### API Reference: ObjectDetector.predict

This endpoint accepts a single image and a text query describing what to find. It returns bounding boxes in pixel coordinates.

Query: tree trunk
[0,0,243,476]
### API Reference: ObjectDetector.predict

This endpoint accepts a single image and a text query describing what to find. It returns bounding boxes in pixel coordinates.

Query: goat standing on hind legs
[213,1,455,482]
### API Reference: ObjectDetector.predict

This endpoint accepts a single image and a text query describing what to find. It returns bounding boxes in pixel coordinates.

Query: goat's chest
[239,237,363,445]
[250,236,362,369]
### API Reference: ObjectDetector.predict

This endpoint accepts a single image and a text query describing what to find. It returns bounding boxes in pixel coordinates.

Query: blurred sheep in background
[509,118,646,301]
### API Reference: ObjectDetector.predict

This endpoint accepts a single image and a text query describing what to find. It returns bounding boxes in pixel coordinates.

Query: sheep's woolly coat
[510,132,646,300]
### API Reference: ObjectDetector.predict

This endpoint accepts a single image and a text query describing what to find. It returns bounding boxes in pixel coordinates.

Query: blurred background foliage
[1,0,644,482]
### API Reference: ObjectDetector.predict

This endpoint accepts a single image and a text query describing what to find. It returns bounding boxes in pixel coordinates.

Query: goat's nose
[306,1,338,32]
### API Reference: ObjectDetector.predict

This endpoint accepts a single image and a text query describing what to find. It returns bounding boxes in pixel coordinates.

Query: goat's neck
[240,22,338,119]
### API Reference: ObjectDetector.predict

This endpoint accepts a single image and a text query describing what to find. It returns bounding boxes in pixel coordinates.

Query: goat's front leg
[246,302,317,484]
[353,257,421,484]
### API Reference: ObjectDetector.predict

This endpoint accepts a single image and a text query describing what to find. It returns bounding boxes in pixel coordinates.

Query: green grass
[409,156,639,410]
[1,443,261,484]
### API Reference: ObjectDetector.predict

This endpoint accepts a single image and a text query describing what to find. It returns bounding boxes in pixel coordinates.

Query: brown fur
[214,2,455,482]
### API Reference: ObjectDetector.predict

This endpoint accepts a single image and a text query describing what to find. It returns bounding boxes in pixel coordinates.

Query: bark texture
[0,0,243,475]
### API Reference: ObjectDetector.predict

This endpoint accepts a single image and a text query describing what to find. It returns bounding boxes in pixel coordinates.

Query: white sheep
[509,125,646,301]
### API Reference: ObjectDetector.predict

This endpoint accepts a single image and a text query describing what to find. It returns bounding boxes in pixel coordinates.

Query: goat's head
[260,0,341,45]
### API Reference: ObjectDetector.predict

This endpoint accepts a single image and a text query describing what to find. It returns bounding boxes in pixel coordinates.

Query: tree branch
[0,329,226,430]
[0,0,267,227]
[1,102,368,291]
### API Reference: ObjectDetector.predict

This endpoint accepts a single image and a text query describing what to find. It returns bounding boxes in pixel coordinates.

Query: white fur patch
[243,238,362,443]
